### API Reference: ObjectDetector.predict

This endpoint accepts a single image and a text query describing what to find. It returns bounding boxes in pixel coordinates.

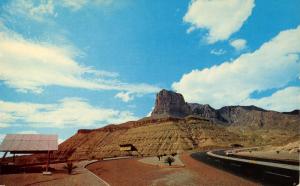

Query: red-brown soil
[87,153,259,186]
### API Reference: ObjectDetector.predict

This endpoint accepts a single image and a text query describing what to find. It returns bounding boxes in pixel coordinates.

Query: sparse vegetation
[157,155,161,161]
[64,161,77,174]
[165,156,175,166]
[171,153,177,157]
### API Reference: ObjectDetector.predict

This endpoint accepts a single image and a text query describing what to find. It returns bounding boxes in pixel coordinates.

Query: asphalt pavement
[191,151,299,186]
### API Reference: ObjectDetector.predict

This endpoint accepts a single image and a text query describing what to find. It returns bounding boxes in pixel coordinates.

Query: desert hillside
[53,90,299,161]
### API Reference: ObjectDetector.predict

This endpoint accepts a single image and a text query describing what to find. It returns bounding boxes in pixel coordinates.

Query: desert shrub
[276,150,280,154]
[171,153,177,157]
[64,161,77,174]
[157,155,161,161]
[165,156,175,166]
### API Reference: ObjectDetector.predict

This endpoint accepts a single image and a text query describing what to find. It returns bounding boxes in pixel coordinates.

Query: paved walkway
[0,160,109,186]
[37,160,109,186]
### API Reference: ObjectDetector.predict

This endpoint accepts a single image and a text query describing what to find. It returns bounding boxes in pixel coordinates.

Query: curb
[84,161,110,186]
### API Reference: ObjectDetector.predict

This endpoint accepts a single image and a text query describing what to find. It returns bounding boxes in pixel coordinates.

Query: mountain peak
[149,89,300,129]
[151,89,191,118]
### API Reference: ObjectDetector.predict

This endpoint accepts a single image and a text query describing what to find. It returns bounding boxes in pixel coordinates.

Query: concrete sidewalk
[35,160,109,186]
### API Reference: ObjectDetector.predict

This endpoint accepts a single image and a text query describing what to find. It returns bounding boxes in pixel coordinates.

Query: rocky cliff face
[151,89,191,118]
[151,90,300,129]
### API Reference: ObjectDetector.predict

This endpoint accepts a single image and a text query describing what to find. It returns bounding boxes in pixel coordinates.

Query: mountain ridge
[150,89,300,129]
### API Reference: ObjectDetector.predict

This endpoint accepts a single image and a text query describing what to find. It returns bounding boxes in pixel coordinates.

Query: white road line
[265,171,291,178]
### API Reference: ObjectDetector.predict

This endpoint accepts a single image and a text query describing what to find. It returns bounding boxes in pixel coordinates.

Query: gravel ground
[0,161,106,186]
[138,155,184,167]
[87,153,259,186]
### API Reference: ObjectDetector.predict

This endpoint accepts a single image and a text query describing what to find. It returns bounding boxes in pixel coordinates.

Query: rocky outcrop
[151,89,300,129]
[151,89,191,118]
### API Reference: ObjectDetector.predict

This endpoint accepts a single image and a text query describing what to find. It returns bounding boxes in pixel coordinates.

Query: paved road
[191,151,299,186]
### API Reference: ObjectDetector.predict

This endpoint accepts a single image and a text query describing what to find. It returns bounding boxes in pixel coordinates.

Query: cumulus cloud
[230,39,247,51]
[0,28,159,95]
[184,0,255,43]
[115,92,135,102]
[173,26,300,111]
[0,98,138,128]
[244,87,300,112]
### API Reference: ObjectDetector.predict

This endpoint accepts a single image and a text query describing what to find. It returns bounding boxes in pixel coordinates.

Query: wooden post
[1,151,8,163]
[46,150,50,172]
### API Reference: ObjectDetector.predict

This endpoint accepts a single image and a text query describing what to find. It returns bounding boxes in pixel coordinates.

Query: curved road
[191,150,299,186]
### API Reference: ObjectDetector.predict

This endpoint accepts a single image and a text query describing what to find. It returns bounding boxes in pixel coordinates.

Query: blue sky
[0,0,299,142]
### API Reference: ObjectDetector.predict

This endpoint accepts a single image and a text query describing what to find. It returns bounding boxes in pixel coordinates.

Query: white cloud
[230,39,247,51]
[146,107,154,117]
[184,0,255,43]
[5,0,55,22]
[0,124,9,128]
[0,98,138,128]
[244,87,300,112]
[58,138,65,144]
[173,26,300,111]
[62,0,113,11]
[210,49,226,56]
[115,92,134,102]
[61,0,88,10]
[0,28,159,95]
[0,134,5,143]
[4,0,115,21]
[0,112,15,128]
[17,130,39,134]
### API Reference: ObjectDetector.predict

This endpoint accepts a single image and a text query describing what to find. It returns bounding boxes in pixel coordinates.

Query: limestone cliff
[151,90,300,130]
